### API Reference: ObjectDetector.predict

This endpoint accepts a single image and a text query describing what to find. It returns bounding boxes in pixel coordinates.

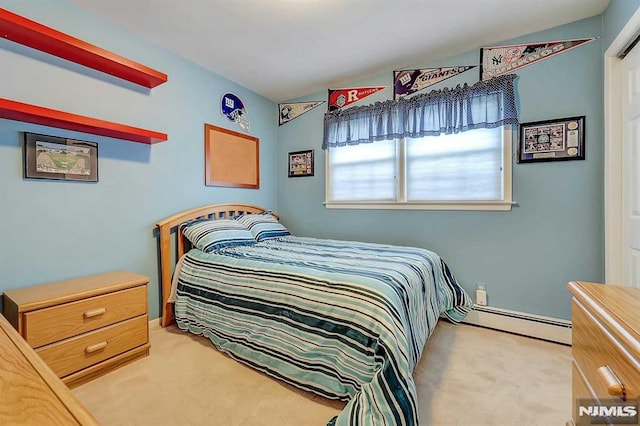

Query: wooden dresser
[0,312,98,425]
[568,281,640,425]
[3,271,150,388]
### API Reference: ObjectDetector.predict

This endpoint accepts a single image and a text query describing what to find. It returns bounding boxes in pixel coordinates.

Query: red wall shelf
[0,98,167,144]
[0,8,167,88]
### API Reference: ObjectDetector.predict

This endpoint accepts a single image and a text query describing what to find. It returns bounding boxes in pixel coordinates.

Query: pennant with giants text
[328,86,386,111]
[394,66,476,99]
[278,101,325,126]
[480,37,596,81]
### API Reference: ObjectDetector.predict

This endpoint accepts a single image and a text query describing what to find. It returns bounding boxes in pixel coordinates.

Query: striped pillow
[235,213,291,241]
[181,219,256,253]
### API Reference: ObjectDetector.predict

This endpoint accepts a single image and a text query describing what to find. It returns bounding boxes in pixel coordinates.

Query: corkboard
[205,124,259,188]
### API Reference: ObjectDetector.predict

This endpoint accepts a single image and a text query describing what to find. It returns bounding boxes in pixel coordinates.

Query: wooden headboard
[155,203,275,327]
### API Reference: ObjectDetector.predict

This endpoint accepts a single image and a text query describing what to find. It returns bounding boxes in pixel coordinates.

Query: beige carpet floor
[72,320,572,425]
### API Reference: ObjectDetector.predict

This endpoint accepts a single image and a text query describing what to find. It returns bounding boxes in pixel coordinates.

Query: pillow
[235,212,291,241]
[180,219,256,253]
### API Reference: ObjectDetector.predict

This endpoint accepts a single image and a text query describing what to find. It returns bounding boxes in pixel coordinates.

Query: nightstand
[2,271,150,388]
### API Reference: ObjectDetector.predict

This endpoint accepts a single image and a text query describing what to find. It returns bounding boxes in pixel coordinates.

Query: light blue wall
[603,0,640,49]
[3,1,639,322]
[0,0,278,318]
[277,16,607,320]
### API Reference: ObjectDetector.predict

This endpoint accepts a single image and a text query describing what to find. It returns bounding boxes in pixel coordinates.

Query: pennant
[480,38,596,81]
[221,92,250,132]
[328,86,386,111]
[278,101,325,126]
[393,66,476,99]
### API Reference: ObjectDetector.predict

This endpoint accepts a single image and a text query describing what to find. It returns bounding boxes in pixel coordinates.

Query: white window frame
[324,127,514,211]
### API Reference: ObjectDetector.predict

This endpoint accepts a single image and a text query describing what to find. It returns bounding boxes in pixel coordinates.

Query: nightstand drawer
[36,314,148,378]
[23,285,147,348]
[572,299,639,401]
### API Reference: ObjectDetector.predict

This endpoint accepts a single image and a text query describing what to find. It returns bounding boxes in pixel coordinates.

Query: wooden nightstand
[2,271,150,388]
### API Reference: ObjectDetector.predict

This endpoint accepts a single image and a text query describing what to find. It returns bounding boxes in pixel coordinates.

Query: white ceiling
[68,0,610,102]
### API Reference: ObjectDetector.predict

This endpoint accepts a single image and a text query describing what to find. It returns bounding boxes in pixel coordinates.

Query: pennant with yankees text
[278,101,325,126]
[393,66,476,99]
[480,37,596,81]
[328,86,386,111]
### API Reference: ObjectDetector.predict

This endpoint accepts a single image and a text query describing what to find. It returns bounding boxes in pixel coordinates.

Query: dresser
[0,312,98,425]
[567,281,640,425]
[3,271,150,388]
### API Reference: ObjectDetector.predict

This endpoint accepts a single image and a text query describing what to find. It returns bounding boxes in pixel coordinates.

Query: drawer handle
[597,365,626,400]
[85,341,108,354]
[83,307,106,319]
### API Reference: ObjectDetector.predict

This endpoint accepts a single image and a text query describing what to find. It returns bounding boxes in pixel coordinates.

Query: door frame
[605,8,640,284]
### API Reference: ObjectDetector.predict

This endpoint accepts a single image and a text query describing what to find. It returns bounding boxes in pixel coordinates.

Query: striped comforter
[174,236,472,425]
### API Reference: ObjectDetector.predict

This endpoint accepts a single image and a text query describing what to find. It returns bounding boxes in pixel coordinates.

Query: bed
[156,203,472,426]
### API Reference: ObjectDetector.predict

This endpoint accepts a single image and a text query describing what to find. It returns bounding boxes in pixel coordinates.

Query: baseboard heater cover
[462,304,572,345]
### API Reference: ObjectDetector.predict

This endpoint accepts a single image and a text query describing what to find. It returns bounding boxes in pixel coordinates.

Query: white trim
[397,138,407,203]
[605,8,640,284]
[503,126,513,204]
[149,318,163,330]
[324,128,514,212]
[604,53,623,284]
[463,305,572,345]
[324,200,515,211]
[149,303,569,345]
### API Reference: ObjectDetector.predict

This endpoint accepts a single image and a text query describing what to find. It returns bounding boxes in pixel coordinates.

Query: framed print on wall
[23,132,98,182]
[518,116,585,163]
[288,149,314,177]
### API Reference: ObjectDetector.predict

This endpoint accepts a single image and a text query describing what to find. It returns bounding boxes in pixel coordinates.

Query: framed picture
[23,132,98,182]
[518,116,585,163]
[205,123,259,188]
[288,149,314,177]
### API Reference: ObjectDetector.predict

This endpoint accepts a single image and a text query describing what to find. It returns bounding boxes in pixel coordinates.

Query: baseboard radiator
[462,305,572,345]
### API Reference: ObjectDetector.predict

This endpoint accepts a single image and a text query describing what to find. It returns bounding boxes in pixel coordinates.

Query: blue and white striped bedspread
[174,236,472,426]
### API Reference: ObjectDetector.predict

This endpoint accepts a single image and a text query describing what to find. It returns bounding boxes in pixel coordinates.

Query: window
[327,139,397,202]
[326,127,513,210]
[405,128,506,201]
[322,74,518,211]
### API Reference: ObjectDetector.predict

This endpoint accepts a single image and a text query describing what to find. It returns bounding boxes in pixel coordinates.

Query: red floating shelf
[0,8,167,88]
[0,98,167,144]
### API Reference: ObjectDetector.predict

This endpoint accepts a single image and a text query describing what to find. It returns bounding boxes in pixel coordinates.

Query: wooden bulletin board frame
[204,123,259,189]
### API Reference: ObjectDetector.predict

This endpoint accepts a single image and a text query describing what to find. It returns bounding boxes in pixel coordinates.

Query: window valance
[322,74,518,149]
